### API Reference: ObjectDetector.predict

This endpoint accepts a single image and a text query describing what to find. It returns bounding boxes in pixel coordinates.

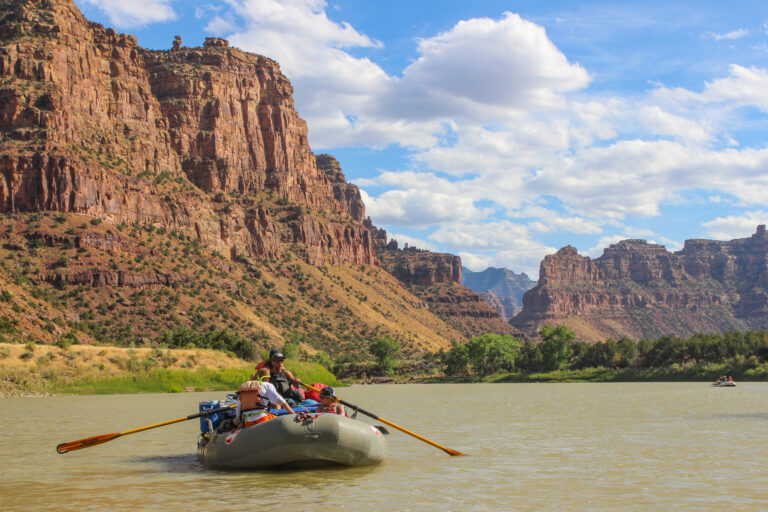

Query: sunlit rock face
[511,227,768,342]
[0,0,376,267]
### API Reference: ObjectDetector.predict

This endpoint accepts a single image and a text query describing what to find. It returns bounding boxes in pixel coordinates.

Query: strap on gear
[294,411,318,422]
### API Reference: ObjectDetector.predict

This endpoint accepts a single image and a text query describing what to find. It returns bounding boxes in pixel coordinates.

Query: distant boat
[712,380,736,387]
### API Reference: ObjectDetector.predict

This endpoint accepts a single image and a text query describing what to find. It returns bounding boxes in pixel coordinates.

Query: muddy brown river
[1,383,767,511]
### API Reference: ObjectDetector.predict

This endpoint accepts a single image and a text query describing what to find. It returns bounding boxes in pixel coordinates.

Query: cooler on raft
[198,399,238,433]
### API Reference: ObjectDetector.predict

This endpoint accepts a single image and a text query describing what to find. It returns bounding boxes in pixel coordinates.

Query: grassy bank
[0,343,341,396]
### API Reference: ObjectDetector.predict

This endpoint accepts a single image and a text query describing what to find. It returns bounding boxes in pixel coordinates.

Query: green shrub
[157,327,255,360]
[57,331,80,349]
[312,352,333,370]
[0,316,18,333]
[465,334,522,374]
[369,337,400,376]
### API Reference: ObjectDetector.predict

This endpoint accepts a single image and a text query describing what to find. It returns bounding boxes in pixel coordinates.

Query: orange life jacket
[242,408,276,427]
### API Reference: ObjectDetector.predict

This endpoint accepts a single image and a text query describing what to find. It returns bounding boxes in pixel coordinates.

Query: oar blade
[56,432,121,454]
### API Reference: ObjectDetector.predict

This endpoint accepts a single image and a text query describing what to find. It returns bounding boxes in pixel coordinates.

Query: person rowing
[253,348,305,404]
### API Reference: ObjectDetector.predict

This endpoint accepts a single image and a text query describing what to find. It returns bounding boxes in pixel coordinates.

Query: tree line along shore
[3,327,768,396]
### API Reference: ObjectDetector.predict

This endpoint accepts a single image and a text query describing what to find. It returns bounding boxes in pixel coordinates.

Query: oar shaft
[301,383,465,456]
[57,404,237,454]
[120,404,235,436]
[374,417,462,455]
[119,416,194,436]
[336,399,377,421]
[339,398,462,455]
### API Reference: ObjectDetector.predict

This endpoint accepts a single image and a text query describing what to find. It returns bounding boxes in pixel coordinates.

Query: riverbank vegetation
[5,327,768,396]
[418,327,768,382]
[0,343,339,396]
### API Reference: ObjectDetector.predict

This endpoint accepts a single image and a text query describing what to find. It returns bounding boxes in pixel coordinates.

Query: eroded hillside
[0,212,463,356]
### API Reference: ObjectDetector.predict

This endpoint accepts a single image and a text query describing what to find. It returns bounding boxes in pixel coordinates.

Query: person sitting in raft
[236,379,295,427]
[254,348,305,404]
[315,386,345,416]
[252,368,293,410]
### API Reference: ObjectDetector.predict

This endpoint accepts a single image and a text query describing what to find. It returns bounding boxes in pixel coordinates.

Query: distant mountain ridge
[461,267,536,321]
[511,226,768,342]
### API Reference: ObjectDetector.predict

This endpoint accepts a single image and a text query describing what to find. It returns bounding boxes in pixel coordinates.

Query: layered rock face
[382,244,462,286]
[375,235,521,338]
[462,266,536,321]
[511,227,768,342]
[315,154,365,222]
[0,0,376,266]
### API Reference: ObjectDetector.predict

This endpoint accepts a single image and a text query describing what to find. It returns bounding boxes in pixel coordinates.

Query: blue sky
[74,0,768,277]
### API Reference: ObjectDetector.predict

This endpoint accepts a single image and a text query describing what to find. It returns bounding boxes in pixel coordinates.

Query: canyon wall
[511,227,768,342]
[0,0,376,266]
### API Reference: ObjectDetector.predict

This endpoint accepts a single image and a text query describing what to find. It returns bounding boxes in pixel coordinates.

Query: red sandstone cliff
[0,0,376,266]
[511,227,768,342]
[380,245,463,286]
[374,235,521,338]
[0,0,496,356]
[315,154,365,222]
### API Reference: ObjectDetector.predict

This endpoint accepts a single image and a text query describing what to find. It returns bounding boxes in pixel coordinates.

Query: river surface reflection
[2,383,767,511]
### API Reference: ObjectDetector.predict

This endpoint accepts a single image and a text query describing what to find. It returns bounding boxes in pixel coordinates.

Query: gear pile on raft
[197,349,388,469]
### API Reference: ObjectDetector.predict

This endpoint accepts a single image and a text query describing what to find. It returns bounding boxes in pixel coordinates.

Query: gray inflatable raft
[198,413,388,469]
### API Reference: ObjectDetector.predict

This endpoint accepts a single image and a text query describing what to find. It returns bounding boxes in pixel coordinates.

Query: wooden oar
[301,383,465,456]
[56,404,237,454]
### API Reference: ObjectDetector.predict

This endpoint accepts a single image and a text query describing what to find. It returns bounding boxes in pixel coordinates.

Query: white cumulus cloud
[78,0,177,27]
[210,3,591,149]
[655,65,768,113]
[393,12,591,119]
[702,212,768,240]
[79,0,768,275]
[706,28,750,41]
